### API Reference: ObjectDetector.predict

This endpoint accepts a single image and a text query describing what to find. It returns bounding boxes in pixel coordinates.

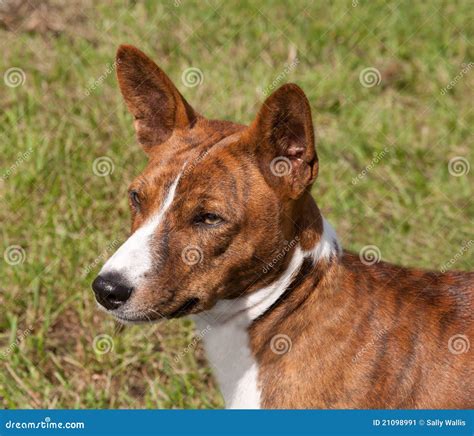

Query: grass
[0,0,472,409]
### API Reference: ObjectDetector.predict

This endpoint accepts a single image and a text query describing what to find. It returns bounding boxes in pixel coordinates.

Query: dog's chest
[193,315,261,409]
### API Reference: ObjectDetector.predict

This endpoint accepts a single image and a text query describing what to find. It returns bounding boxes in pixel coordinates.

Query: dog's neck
[196,217,340,325]
[192,215,341,408]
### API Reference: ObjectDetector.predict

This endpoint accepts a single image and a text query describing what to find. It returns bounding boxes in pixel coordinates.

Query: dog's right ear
[116,45,197,153]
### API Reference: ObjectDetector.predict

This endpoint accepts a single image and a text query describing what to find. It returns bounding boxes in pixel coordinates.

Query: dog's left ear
[248,84,318,199]
[116,45,197,153]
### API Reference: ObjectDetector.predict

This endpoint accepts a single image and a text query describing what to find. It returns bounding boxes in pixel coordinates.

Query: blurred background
[0,0,472,408]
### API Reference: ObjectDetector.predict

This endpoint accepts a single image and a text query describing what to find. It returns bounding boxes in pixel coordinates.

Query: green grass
[0,0,472,408]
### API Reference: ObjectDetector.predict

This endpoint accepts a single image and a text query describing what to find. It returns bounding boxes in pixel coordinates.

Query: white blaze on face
[99,172,182,287]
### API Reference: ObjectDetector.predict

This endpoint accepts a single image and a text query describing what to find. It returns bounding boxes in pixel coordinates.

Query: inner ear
[250,83,318,199]
[116,45,198,152]
[270,104,308,159]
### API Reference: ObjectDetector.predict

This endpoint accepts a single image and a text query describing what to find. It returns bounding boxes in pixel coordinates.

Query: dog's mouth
[111,297,201,324]
[166,297,200,318]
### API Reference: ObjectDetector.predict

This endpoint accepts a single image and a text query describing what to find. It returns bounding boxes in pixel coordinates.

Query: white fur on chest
[193,315,260,409]
[192,218,340,409]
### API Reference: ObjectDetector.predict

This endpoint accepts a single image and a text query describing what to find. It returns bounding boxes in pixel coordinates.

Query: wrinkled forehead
[133,128,247,196]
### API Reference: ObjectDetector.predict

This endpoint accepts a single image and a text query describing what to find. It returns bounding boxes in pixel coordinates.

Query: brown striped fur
[105,45,473,408]
[250,255,473,408]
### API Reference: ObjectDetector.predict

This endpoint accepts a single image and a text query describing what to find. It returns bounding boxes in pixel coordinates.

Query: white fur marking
[193,315,261,409]
[100,173,182,286]
[310,217,340,262]
[194,216,340,409]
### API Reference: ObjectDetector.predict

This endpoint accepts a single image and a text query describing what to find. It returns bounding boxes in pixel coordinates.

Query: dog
[92,45,473,409]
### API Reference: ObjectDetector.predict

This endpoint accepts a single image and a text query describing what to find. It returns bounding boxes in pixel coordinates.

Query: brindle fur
[108,45,473,408]
[251,254,473,408]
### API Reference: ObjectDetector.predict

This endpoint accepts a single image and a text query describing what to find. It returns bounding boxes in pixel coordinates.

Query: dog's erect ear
[248,83,318,199]
[116,45,197,152]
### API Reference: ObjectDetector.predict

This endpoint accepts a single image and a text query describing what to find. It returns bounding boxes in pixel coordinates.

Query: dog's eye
[194,213,223,226]
[129,190,141,209]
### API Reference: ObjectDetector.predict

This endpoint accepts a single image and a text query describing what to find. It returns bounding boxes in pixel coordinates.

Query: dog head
[92,45,321,322]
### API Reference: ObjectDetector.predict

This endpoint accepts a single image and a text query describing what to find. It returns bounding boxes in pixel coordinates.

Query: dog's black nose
[92,273,133,310]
